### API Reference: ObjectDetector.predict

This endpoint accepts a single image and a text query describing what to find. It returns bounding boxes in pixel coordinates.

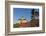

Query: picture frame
[5,1,45,36]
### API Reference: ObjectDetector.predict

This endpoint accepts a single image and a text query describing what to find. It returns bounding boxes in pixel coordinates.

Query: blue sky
[13,8,32,24]
[13,8,39,24]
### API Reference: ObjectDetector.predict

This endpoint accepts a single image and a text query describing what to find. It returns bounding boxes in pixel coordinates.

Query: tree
[13,23,20,28]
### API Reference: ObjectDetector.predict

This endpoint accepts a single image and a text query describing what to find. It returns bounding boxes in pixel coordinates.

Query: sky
[13,8,39,24]
[13,8,32,24]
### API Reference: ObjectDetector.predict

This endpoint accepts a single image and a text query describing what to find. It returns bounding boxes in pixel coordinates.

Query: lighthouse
[31,9,39,20]
[30,9,39,27]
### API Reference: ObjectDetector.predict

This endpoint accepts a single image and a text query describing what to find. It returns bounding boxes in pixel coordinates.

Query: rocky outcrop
[13,19,39,28]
